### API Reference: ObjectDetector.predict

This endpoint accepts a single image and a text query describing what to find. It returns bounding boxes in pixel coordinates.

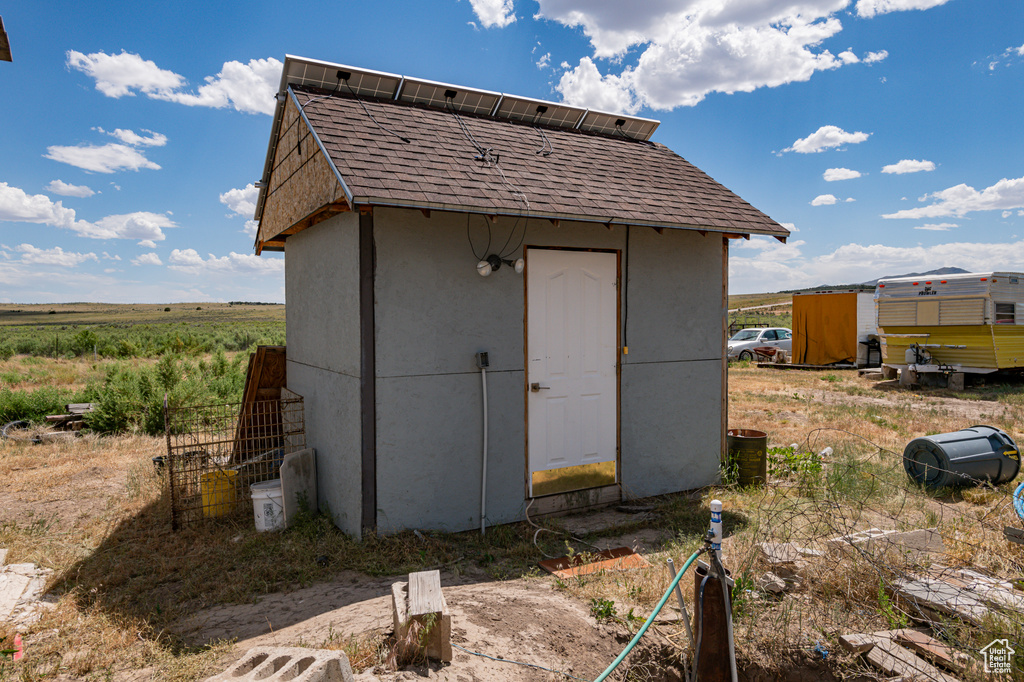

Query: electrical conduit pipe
[591,547,705,682]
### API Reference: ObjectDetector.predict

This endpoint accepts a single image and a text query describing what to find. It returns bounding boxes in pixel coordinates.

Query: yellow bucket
[201,470,238,517]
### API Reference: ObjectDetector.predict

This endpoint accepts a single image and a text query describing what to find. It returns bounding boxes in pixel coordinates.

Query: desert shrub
[86,353,247,435]
[0,385,94,423]
[0,343,13,362]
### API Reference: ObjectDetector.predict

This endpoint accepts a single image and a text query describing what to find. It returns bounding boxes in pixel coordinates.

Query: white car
[727,327,792,361]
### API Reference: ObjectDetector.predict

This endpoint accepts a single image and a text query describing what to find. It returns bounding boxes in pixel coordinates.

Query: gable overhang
[254,56,788,253]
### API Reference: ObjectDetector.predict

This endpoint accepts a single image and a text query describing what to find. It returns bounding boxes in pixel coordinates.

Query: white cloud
[468,0,517,28]
[785,125,870,153]
[16,244,98,267]
[855,0,951,19]
[46,180,95,198]
[536,52,551,69]
[845,197,856,202]
[730,238,1024,293]
[882,159,935,174]
[219,183,259,218]
[66,50,184,98]
[556,57,637,113]
[811,194,838,206]
[73,212,177,242]
[779,222,799,233]
[137,239,158,248]
[839,50,859,64]
[101,252,121,261]
[67,51,282,116]
[864,50,889,63]
[243,220,259,238]
[884,175,1024,220]
[823,167,862,181]
[131,252,162,266]
[96,127,168,147]
[1003,210,1013,219]
[155,58,282,115]
[168,248,285,275]
[44,143,161,174]
[0,183,78,228]
[543,1,862,110]
[914,223,957,231]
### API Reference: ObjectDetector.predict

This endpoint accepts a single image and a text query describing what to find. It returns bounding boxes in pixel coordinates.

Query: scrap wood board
[893,576,991,626]
[539,546,650,579]
[839,629,962,682]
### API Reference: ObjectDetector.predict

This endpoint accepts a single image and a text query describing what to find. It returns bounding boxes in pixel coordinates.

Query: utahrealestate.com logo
[981,638,1014,674]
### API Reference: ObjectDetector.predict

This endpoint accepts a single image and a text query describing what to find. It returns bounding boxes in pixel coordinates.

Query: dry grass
[3,366,1024,680]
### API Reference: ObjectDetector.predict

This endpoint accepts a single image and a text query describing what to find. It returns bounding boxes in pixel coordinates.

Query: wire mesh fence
[163,394,305,530]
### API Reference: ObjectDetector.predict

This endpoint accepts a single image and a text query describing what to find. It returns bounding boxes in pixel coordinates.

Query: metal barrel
[726,428,768,486]
[903,425,1021,489]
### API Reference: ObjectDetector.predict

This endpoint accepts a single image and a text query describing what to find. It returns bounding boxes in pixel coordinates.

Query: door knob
[530,383,550,392]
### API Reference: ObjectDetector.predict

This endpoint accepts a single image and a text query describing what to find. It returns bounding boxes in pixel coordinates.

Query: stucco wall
[284,211,363,535]
[619,226,725,496]
[371,208,724,532]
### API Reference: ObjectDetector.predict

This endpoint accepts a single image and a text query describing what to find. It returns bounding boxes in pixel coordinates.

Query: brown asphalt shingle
[294,87,788,239]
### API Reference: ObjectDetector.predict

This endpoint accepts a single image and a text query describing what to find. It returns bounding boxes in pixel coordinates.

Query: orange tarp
[793,292,859,365]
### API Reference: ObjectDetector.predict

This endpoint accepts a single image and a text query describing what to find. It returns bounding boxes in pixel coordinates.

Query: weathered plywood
[257,98,350,250]
[408,570,446,617]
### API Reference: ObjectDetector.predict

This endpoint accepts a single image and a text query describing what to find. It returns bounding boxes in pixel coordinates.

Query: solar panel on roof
[397,77,501,116]
[578,110,659,141]
[283,57,402,100]
[494,95,586,130]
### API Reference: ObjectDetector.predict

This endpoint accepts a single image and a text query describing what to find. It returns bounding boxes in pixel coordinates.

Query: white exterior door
[526,248,618,497]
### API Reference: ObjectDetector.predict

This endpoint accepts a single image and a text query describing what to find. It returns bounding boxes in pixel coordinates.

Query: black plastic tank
[903,425,1020,489]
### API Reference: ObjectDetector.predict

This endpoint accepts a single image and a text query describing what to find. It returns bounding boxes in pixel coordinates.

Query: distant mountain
[779,267,970,294]
[859,267,969,287]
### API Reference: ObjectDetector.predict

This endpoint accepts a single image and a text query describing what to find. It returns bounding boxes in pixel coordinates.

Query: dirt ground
[3,368,1022,681]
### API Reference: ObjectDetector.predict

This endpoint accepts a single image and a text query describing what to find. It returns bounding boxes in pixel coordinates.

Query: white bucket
[251,478,285,532]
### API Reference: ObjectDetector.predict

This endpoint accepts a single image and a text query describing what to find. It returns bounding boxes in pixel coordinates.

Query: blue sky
[1,0,1021,301]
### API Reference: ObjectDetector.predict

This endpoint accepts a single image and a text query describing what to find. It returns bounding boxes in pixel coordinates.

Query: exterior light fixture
[477,254,524,277]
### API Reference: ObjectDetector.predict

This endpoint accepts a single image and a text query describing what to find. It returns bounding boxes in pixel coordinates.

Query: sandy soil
[179,569,636,681]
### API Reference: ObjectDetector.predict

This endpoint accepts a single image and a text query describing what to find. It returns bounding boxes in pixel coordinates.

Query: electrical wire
[451,643,587,681]
[343,79,411,143]
[466,213,491,261]
[446,96,530,212]
[524,498,603,558]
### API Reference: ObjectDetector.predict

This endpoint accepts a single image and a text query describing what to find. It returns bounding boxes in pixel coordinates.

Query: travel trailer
[875,272,1024,386]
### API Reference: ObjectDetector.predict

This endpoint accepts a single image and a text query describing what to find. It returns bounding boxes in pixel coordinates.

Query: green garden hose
[592,547,705,682]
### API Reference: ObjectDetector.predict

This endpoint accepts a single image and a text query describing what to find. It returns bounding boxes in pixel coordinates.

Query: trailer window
[995,303,1016,323]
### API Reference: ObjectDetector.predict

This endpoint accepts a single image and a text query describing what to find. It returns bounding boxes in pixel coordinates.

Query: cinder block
[203,646,355,682]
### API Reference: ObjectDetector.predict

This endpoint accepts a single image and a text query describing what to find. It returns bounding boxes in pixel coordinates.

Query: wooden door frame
[522,245,622,508]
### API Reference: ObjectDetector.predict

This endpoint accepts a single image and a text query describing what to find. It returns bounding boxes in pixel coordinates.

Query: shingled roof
[255,79,788,251]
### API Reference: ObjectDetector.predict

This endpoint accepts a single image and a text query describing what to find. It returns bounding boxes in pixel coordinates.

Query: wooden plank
[864,638,961,682]
[894,577,990,626]
[65,403,94,414]
[838,632,877,655]
[408,570,445,617]
[895,630,965,672]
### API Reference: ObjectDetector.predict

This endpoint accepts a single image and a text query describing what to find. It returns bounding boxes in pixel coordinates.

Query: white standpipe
[709,499,723,563]
[479,358,489,535]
